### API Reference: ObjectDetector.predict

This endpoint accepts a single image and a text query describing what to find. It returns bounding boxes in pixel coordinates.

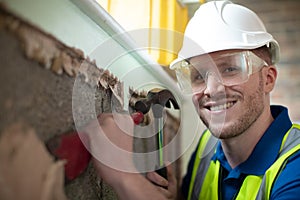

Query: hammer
[46,88,179,184]
[134,88,180,183]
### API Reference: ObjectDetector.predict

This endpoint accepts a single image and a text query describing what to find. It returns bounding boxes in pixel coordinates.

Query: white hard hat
[170,0,280,69]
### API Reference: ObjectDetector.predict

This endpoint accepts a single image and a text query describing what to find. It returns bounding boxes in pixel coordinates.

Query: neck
[221,108,274,169]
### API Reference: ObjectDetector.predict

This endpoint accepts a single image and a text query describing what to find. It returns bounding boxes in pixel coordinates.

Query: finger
[146,172,174,199]
[165,164,178,198]
[156,186,175,199]
[87,113,134,151]
[146,171,168,187]
[84,113,137,173]
[166,164,176,184]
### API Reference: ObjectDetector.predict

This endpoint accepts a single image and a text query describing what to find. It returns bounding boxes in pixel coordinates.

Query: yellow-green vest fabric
[187,124,300,200]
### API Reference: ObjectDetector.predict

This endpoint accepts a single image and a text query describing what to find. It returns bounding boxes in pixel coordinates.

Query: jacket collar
[212,105,292,179]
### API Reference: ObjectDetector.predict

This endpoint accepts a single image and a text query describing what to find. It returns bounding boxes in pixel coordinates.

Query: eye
[190,70,205,83]
[222,66,242,76]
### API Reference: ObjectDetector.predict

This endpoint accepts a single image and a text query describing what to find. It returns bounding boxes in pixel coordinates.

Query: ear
[263,65,277,93]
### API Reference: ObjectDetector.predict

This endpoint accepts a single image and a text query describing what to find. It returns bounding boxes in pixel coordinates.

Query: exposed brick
[231,0,300,122]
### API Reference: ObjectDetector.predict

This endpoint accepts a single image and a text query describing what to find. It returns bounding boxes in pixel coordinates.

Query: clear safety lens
[173,51,268,94]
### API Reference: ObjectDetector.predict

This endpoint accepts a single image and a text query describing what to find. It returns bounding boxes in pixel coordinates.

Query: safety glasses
[172,51,269,94]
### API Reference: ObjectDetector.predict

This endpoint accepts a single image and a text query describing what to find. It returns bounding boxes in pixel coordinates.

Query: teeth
[210,102,234,111]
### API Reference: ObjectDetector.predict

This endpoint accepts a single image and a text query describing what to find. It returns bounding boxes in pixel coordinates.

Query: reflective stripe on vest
[187,124,300,200]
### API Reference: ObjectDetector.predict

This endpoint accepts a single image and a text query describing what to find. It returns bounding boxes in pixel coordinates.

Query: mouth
[205,101,236,112]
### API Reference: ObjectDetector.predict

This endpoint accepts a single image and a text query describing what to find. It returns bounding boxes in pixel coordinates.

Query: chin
[200,115,239,139]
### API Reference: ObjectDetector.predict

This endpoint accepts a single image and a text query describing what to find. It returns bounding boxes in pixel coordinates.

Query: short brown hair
[252,45,272,66]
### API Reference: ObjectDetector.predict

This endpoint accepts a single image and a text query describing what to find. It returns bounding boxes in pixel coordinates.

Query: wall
[0,7,118,199]
[0,0,185,199]
[233,0,300,122]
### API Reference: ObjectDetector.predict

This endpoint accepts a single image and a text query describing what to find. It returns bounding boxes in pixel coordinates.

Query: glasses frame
[173,50,269,94]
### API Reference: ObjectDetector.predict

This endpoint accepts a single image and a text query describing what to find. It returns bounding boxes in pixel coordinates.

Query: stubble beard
[199,77,265,139]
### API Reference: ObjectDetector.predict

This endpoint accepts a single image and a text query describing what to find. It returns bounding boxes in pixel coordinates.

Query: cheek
[192,94,201,107]
[236,73,262,94]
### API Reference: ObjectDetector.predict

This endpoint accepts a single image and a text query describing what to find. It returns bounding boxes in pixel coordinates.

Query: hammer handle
[156,166,168,180]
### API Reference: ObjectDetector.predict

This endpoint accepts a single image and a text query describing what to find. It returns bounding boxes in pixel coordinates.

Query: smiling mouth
[208,101,236,111]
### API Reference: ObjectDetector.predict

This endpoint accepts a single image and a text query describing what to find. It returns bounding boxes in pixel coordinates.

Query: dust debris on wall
[0,3,124,100]
[0,3,123,200]
[0,123,67,200]
[0,3,181,200]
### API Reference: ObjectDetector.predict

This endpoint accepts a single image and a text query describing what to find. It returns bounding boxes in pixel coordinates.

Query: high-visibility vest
[187,124,300,200]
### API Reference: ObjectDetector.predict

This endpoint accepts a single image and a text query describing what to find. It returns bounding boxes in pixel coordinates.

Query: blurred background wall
[235,0,300,122]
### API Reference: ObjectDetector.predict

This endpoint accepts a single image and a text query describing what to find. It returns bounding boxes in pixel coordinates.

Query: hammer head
[134,88,180,115]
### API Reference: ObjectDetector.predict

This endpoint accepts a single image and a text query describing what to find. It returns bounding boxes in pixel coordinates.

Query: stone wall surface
[0,5,181,200]
[0,7,118,200]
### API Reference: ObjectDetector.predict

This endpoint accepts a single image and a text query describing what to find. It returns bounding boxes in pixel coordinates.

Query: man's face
[191,50,267,139]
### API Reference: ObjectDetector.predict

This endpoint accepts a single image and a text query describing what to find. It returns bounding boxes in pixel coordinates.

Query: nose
[203,72,225,96]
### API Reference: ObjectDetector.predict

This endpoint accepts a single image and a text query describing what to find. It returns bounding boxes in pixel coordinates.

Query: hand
[146,164,178,199]
[83,113,137,185]
[84,113,177,200]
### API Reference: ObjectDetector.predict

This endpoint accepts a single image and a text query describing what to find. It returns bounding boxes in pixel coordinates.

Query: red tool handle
[131,111,144,125]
